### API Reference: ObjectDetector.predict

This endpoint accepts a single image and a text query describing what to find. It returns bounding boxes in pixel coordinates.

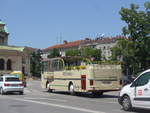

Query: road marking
[23,97,67,102]
[13,98,106,113]
[81,99,117,104]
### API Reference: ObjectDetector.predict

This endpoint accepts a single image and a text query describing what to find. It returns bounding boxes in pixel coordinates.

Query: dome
[0,20,5,25]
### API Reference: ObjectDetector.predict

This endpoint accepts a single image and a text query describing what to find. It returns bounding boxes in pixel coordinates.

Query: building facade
[43,40,81,58]
[0,20,32,75]
[43,36,124,60]
[80,36,124,60]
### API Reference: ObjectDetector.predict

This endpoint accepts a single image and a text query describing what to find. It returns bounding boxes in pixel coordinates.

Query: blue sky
[0,0,148,49]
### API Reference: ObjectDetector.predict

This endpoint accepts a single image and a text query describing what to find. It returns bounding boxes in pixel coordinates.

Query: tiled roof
[43,40,81,52]
[43,36,125,52]
[81,36,125,45]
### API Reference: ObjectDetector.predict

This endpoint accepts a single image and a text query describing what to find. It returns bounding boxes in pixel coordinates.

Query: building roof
[0,20,5,25]
[43,36,125,52]
[81,36,125,45]
[44,40,81,52]
[0,45,25,52]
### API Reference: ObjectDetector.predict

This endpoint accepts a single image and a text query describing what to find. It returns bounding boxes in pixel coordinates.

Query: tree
[111,38,137,75]
[112,2,150,75]
[65,47,101,61]
[80,47,101,61]
[48,48,60,58]
[30,49,43,77]
[66,49,81,56]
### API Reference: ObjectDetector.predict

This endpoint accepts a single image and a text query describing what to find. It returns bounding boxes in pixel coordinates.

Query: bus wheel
[48,88,53,93]
[46,82,52,92]
[69,84,75,95]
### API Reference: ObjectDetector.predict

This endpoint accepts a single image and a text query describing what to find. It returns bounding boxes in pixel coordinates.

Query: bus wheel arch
[46,81,53,92]
[46,81,49,88]
[68,81,75,95]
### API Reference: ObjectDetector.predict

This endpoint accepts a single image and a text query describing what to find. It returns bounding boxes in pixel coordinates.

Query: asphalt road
[0,80,149,113]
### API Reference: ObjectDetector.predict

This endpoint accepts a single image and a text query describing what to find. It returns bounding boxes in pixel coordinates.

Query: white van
[118,69,150,111]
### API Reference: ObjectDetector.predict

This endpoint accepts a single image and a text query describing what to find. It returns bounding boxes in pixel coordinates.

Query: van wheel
[0,88,4,95]
[69,84,75,95]
[122,95,132,111]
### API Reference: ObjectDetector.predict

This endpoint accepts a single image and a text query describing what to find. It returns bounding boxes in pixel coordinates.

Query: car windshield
[5,77,20,82]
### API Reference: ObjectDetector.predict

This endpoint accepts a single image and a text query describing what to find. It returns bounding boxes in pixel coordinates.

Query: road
[0,80,149,113]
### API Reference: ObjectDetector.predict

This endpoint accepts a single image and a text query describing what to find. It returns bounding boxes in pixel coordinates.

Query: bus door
[81,75,86,90]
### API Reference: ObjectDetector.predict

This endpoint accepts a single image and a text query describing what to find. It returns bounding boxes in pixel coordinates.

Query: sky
[0,0,149,49]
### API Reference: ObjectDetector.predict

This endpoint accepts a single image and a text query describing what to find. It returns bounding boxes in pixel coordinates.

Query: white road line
[23,97,67,102]
[13,98,106,113]
[81,99,117,104]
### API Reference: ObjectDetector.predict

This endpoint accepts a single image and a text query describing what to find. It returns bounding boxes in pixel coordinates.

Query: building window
[0,59,5,70]
[107,46,110,50]
[22,57,25,64]
[7,59,12,70]
[0,37,5,45]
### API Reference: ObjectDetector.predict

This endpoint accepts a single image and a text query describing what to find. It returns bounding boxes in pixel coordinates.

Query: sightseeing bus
[41,57,122,95]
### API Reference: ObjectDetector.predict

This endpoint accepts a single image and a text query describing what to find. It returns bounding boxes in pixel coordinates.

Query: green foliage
[30,49,43,77]
[65,47,101,61]
[92,60,122,65]
[65,49,81,56]
[48,48,60,58]
[112,2,150,75]
[80,47,101,61]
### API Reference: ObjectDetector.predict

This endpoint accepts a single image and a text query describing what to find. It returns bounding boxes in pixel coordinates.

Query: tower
[0,20,9,45]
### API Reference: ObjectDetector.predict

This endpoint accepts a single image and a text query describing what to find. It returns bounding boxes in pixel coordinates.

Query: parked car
[0,74,24,95]
[118,69,150,111]
[10,71,27,87]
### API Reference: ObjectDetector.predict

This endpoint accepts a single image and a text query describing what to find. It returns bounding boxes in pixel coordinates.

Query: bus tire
[48,88,53,93]
[46,81,49,88]
[122,95,132,111]
[46,81,52,92]
[69,83,75,95]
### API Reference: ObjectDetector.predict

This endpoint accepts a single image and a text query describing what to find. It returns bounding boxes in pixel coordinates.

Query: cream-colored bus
[41,57,122,95]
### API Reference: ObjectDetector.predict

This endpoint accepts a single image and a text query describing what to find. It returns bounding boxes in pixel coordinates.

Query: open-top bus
[41,57,122,95]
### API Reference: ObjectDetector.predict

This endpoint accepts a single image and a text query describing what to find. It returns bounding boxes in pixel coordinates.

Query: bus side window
[43,62,48,72]
[59,60,64,71]
[51,59,64,71]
